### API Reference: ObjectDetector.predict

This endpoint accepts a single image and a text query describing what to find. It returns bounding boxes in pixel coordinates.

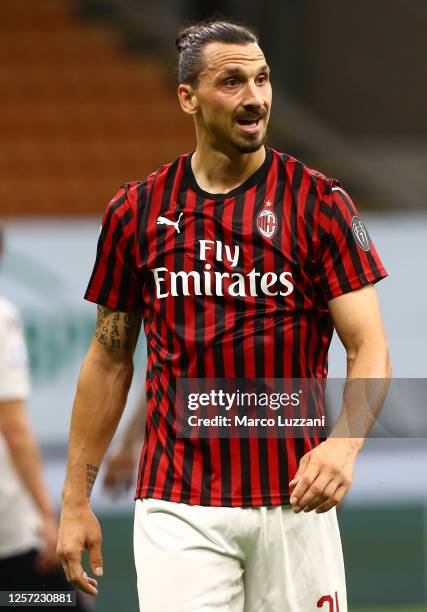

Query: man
[0,226,89,610]
[57,20,391,611]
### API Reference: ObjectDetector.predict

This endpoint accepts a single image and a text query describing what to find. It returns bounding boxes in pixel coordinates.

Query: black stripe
[173,182,191,375]
[145,160,181,499]
[212,199,232,505]
[302,176,319,303]
[230,192,252,504]
[99,207,133,302]
[85,193,127,296]
[252,165,271,506]
[252,175,268,379]
[116,233,139,311]
[231,192,247,378]
[136,180,148,268]
[272,159,286,379]
[165,181,191,499]
[272,156,290,497]
[319,199,333,219]
[317,224,334,301]
[289,161,306,468]
[290,161,304,374]
[326,233,353,294]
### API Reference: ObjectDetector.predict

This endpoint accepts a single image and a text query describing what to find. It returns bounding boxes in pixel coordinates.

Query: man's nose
[242,80,265,110]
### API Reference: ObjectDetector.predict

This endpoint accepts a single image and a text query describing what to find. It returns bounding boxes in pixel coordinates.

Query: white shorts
[134,498,347,612]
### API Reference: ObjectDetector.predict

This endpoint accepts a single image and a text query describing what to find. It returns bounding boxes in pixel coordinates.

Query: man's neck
[191,144,266,195]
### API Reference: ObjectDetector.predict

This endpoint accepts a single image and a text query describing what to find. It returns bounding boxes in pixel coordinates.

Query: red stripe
[281,159,298,483]
[152,159,186,498]
[220,195,242,505]
[262,153,282,503]
[136,164,170,497]
[240,184,261,498]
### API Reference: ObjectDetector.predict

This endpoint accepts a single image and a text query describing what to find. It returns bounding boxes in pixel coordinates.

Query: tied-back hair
[176,19,258,85]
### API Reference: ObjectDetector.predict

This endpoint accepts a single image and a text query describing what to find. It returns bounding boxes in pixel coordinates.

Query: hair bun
[175,20,258,83]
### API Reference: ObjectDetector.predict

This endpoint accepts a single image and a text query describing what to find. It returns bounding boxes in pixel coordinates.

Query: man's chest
[137,188,321,306]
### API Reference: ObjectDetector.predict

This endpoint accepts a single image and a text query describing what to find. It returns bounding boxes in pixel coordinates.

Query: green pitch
[354,607,427,612]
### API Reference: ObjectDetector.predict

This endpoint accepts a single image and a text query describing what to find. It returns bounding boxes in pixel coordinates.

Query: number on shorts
[317,591,340,611]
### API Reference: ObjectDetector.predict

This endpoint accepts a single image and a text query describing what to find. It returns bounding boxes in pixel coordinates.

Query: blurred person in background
[102,387,147,498]
[0,225,90,610]
[57,19,391,611]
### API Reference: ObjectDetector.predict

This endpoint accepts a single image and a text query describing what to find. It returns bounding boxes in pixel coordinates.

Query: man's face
[191,42,272,154]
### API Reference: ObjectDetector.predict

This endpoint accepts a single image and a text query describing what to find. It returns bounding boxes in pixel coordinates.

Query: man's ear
[178,84,199,115]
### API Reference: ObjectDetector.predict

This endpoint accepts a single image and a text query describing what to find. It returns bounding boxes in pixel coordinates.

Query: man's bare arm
[289,284,392,513]
[58,305,142,596]
[0,400,56,519]
[63,306,142,501]
[0,400,59,571]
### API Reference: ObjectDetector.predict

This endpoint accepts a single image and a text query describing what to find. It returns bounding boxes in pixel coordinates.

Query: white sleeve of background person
[0,297,43,559]
[0,297,31,401]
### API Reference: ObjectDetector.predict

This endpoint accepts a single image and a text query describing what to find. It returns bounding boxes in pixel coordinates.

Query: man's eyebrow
[216,63,270,78]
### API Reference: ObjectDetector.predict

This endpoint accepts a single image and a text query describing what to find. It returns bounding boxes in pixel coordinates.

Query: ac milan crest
[256,201,277,238]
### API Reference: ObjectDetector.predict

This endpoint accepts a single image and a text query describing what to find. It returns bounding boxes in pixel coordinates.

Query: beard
[231,128,267,154]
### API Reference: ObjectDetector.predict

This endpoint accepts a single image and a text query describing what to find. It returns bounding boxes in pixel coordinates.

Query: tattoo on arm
[94,306,141,353]
[86,464,99,499]
[94,306,109,345]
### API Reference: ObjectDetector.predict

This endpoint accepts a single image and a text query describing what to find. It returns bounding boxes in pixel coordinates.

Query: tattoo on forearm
[111,311,120,351]
[94,306,139,352]
[86,464,99,499]
[123,314,132,351]
[94,306,109,346]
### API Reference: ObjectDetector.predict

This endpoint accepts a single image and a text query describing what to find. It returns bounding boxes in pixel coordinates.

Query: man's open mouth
[236,117,261,127]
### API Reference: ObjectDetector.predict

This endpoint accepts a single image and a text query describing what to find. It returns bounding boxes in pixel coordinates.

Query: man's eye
[224,78,239,87]
[257,74,268,84]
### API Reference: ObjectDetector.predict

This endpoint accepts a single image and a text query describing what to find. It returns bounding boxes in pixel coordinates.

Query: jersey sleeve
[84,185,143,312]
[319,184,388,302]
[0,302,31,402]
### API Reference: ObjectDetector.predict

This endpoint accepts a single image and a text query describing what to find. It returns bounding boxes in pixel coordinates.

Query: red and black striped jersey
[85,147,388,507]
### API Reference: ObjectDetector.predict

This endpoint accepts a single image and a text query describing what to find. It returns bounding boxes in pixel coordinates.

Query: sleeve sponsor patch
[351,215,371,251]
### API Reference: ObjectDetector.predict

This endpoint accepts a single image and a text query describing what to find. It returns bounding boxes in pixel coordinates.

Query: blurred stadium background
[1,0,426,610]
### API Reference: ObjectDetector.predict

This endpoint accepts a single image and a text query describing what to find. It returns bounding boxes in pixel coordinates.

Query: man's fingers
[289,454,310,487]
[57,548,71,582]
[301,494,328,513]
[88,539,104,577]
[83,572,99,591]
[61,560,71,582]
[289,465,319,508]
[297,473,335,511]
[315,484,347,514]
[67,553,98,596]
[304,479,339,513]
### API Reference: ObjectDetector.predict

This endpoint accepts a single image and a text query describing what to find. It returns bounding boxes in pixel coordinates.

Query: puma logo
[156,212,183,233]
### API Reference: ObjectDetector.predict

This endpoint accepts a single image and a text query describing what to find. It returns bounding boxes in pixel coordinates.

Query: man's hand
[289,285,391,515]
[289,438,361,514]
[57,502,103,597]
[102,443,138,497]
